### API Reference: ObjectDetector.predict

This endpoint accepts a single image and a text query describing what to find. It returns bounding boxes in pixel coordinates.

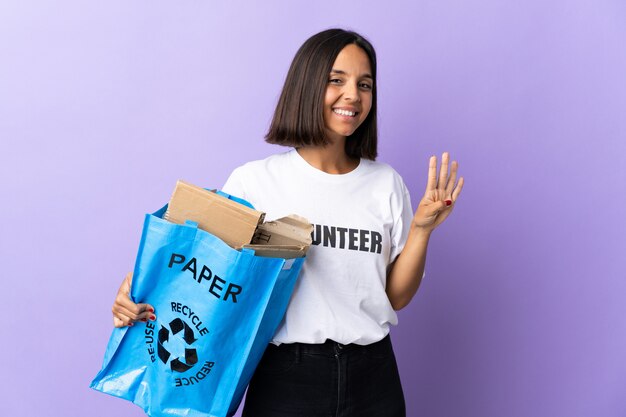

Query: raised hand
[412,152,464,232]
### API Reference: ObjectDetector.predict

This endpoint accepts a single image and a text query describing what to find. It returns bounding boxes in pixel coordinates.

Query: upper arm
[388,183,414,264]
[221,167,246,200]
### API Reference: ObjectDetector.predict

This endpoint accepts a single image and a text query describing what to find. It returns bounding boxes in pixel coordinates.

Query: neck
[296,139,359,175]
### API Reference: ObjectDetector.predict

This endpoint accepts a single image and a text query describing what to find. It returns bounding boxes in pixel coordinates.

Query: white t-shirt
[222,149,414,346]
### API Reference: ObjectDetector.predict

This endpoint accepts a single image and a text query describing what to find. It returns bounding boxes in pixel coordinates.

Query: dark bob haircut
[265,28,378,160]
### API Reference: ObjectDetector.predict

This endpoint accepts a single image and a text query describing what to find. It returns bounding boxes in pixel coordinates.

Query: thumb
[121,272,133,294]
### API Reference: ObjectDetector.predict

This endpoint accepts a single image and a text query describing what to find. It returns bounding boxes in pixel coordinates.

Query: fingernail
[445,200,452,206]
[148,307,154,313]
[141,318,148,322]
[128,322,134,327]
[150,315,156,321]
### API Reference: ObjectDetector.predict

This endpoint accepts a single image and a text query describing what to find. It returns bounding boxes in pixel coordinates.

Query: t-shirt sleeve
[221,167,246,200]
[389,181,414,264]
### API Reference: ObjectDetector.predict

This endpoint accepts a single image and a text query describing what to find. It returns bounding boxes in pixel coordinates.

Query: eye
[359,82,372,90]
[328,78,342,84]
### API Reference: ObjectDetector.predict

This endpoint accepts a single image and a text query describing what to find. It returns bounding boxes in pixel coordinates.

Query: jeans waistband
[272,334,391,356]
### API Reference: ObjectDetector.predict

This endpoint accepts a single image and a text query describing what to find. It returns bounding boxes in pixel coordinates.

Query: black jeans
[242,335,406,417]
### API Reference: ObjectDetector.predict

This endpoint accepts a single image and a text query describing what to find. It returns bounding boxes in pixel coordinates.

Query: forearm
[386,226,432,310]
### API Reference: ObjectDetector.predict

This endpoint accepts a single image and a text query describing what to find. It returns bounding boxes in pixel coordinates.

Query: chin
[331,126,357,138]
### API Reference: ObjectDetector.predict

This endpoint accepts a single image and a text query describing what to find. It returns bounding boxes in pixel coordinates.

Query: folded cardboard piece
[244,214,312,259]
[164,180,312,258]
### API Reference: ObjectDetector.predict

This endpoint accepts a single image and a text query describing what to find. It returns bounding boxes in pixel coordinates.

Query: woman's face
[323,44,373,143]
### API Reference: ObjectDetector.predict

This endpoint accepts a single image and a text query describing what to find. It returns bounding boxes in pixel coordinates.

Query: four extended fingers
[426,152,464,204]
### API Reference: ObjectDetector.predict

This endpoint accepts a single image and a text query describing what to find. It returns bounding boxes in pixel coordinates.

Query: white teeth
[333,109,356,117]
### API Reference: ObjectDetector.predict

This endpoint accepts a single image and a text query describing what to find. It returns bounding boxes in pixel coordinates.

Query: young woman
[112,28,463,417]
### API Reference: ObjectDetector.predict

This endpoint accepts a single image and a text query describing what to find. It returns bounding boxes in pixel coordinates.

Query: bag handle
[184,220,199,228]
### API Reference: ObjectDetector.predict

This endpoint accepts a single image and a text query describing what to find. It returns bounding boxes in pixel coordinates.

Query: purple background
[1,1,625,416]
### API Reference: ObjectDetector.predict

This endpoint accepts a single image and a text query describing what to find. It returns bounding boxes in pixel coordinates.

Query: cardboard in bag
[164,180,265,249]
[164,180,312,257]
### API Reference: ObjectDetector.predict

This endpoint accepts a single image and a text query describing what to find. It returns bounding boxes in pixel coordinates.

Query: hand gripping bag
[91,195,306,417]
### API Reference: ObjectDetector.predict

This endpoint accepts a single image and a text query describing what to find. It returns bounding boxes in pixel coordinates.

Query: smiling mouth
[333,108,358,117]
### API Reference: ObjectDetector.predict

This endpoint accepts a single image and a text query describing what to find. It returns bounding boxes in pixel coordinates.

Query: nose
[342,81,360,102]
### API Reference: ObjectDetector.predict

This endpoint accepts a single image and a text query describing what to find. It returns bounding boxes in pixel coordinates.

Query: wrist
[409,223,433,239]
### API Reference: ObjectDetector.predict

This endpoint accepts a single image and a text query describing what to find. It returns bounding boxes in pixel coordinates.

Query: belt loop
[295,343,301,364]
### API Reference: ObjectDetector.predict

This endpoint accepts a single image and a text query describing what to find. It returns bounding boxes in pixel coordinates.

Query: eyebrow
[330,69,373,79]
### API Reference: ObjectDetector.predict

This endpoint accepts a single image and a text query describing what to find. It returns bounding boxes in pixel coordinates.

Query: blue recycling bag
[91,194,305,417]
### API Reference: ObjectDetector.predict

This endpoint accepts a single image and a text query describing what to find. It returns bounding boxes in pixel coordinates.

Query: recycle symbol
[157,318,198,373]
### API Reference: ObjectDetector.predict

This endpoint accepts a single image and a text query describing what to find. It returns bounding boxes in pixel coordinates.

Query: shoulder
[223,150,296,208]
[223,150,294,198]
